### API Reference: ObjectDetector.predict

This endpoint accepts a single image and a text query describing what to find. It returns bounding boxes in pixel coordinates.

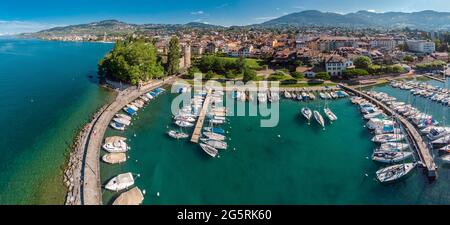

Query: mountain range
[31,10,450,36]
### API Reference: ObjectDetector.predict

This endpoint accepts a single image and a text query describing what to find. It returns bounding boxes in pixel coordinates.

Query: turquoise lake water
[101,78,450,205]
[0,39,114,204]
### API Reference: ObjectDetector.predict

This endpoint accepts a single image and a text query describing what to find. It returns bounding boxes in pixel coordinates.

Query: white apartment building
[369,37,396,50]
[406,40,435,54]
[325,55,354,76]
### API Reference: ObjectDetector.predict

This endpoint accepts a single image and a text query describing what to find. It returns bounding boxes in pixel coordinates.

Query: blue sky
[1,0,450,34]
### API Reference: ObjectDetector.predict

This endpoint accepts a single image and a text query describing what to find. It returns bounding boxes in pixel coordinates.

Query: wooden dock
[191,89,212,143]
[423,74,446,83]
[340,85,437,179]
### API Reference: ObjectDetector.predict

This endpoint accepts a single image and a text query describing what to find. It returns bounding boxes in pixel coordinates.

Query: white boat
[372,151,413,163]
[432,135,450,146]
[200,138,227,150]
[174,115,196,123]
[127,104,139,112]
[366,118,395,130]
[167,130,189,139]
[203,132,226,141]
[313,110,325,128]
[209,119,224,125]
[371,134,405,143]
[113,117,131,126]
[110,122,125,131]
[439,145,450,152]
[427,127,450,141]
[441,154,450,163]
[363,111,383,119]
[175,120,194,127]
[378,142,409,152]
[284,91,292,99]
[301,107,312,122]
[102,140,128,153]
[115,114,132,121]
[105,172,135,192]
[199,143,218,158]
[323,107,337,122]
[102,153,127,164]
[374,127,401,135]
[376,163,415,183]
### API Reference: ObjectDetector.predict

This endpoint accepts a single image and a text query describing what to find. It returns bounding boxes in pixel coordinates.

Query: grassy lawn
[217,57,265,70]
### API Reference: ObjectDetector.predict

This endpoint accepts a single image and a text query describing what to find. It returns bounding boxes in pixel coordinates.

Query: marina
[98,76,450,204]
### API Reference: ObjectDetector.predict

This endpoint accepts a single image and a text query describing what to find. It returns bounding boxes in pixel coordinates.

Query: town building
[406,40,436,54]
[325,55,354,76]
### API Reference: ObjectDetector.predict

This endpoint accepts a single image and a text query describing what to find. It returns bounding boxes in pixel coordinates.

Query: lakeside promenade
[81,77,176,205]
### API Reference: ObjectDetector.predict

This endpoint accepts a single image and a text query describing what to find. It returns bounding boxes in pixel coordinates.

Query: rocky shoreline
[64,105,109,205]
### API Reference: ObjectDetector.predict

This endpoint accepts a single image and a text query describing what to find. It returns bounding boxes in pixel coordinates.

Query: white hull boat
[372,134,405,143]
[376,163,415,183]
[372,151,413,163]
[313,110,325,128]
[324,107,337,122]
[301,107,312,122]
[203,132,226,141]
[102,140,129,153]
[167,130,189,139]
[175,120,194,127]
[199,143,218,158]
[105,172,135,192]
[378,142,409,152]
[113,117,131,126]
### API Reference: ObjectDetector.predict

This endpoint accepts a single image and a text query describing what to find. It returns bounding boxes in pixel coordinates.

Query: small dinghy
[372,151,413,163]
[376,163,415,183]
[199,143,218,158]
[105,172,135,192]
[323,107,337,122]
[167,130,189,139]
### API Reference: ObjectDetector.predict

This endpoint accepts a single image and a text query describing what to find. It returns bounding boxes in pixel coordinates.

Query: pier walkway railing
[340,84,437,179]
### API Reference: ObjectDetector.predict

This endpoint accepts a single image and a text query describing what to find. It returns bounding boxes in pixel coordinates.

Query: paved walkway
[82,77,176,205]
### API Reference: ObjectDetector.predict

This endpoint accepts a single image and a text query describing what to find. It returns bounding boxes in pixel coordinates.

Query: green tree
[205,70,215,80]
[167,36,181,75]
[353,56,372,69]
[187,66,201,79]
[98,39,164,85]
[342,69,369,78]
[225,70,237,79]
[403,55,414,63]
[290,71,304,80]
[243,68,257,82]
[315,72,331,80]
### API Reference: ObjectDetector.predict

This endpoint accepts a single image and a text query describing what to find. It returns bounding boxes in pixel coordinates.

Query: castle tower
[183,43,191,68]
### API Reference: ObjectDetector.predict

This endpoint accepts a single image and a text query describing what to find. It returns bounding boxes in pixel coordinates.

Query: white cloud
[0,20,62,35]
[190,11,204,15]
[367,9,376,13]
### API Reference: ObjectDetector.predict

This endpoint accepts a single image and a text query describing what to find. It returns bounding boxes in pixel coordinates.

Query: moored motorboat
[115,114,132,121]
[167,130,189,139]
[105,172,135,192]
[175,120,194,127]
[110,122,126,131]
[102,139,128,153]
[378,142,409,152]
[113,117,131,126]
[200,138,227,150]
[102,153,127,164]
